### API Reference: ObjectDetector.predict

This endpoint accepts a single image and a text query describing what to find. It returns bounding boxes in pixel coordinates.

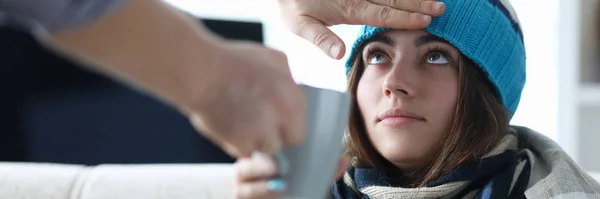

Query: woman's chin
[369,127,438,168]
[376,142,429,168]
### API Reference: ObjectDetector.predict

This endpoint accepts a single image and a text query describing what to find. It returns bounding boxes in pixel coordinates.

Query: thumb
[291,16,346,59]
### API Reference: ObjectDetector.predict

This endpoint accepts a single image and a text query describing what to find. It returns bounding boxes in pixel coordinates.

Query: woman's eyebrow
[414,35,449,47]
[366,34,396,47]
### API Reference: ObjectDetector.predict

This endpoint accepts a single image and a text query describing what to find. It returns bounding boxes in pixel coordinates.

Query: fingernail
[421,15,431,21]
[267,179,287,191]
[330,44,340,59]
[433,2,445,13]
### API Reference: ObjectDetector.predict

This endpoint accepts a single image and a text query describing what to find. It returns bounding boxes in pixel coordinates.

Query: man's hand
[278,0,446,59]
[41,0,306,159]
[188,41,306,158]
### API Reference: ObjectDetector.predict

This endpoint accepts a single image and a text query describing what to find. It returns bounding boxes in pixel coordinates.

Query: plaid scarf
[332,127,600,199]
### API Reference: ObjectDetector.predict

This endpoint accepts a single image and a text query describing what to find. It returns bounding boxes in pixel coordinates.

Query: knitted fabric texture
[344,0,526,116]
[331,127,600,199]
[332,132,530,199]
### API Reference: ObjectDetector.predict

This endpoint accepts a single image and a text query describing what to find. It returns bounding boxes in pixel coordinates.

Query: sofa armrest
[0,162,235,199]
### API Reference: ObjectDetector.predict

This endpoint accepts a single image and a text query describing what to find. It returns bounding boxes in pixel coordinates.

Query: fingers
[248,88,284,155]
[255,108,283,155]
[236,154,279,182]
[188,113,248,158]
[367,0,445,16]
[235,155,286,199]
[290,16,347,59]
[236,179,286,199]
[258,129,283,155]
[263,46,305,147]
[351,0,432,29]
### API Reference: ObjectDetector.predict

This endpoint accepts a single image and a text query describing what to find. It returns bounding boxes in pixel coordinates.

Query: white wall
[508,0,559,141]
[556,0,581,164]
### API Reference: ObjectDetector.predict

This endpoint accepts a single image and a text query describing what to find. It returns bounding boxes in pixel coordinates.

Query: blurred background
[0,0,598,180]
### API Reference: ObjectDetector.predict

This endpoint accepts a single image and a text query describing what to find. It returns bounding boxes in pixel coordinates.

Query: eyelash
[364,46,385,62]
[423,45,453,64]
[363,45,453,64]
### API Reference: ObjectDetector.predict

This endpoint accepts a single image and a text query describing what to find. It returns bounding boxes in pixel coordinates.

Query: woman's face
[356,30,460,169]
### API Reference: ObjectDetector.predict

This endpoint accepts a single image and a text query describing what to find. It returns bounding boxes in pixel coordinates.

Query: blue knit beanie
[345,0,526,117]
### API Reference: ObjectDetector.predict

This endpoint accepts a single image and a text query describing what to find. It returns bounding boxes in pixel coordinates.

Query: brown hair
[344,53,509,187]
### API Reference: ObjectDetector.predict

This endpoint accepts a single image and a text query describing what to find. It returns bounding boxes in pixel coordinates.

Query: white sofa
[2,162,600,199]
[0,162,236,199]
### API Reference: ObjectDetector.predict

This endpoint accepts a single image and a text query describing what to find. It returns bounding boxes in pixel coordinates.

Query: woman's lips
[377,108,425,127]
[379,116,424,126]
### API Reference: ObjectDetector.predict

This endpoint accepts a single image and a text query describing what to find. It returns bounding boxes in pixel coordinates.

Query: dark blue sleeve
[0,0,125,33]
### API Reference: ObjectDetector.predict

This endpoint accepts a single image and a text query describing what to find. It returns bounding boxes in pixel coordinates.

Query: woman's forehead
[365,30,450,48]
[380,29,431,40]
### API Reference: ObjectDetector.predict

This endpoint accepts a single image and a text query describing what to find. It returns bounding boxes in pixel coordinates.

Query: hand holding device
[234,85,351,199]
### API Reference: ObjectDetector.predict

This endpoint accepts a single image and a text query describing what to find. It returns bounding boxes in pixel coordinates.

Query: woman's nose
[382,61,416,98]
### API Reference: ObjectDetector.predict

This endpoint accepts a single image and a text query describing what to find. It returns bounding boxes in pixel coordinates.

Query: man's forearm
[41,0,223,110]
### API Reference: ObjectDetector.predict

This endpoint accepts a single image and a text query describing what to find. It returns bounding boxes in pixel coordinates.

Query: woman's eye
[426,52,449,64]
[368,52,390,64]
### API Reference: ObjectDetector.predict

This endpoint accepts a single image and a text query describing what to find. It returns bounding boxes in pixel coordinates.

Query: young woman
[234,0,600,198]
